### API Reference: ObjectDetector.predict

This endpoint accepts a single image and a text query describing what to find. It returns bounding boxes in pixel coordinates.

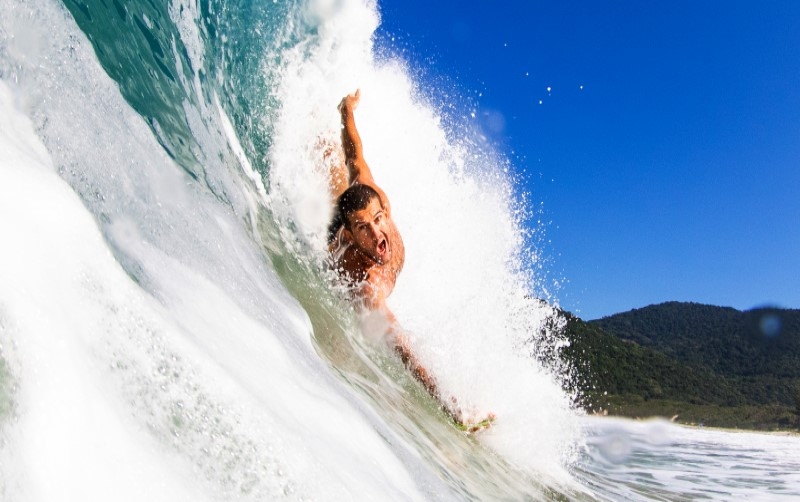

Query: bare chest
[331,229,405,295]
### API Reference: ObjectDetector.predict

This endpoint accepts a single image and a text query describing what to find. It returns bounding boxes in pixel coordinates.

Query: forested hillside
[558,302,800,430]
[592,302,800,380]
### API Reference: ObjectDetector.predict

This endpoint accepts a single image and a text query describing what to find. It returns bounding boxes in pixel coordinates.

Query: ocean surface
[1,0,799,499]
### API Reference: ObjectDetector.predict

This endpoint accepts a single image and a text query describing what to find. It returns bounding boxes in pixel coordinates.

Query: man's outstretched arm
[394,331,440,399]
[339,90,372,184]
[385,308,494,432]
[376,304,438,398]
[338,90,391,213]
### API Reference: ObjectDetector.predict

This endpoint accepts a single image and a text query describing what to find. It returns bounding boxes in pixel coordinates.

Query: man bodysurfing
[326,90,493,433]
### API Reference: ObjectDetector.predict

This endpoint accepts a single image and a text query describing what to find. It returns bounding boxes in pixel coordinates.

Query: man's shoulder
[388,223,405,270]
[332,242,372,279]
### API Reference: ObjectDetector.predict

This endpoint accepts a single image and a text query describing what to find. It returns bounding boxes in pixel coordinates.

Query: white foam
[579,416,800,499]
[0,79,210,502]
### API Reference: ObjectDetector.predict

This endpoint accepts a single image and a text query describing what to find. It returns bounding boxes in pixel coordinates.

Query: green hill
[592,302,800,380]
[557,302,800,430]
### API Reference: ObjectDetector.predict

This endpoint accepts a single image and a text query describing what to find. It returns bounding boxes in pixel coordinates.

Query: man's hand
[338,89,361,116]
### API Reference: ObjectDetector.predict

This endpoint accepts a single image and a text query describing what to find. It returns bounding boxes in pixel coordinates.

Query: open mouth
[377,239,387,257]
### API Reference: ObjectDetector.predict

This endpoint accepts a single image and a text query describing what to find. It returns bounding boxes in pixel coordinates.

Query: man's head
[337,183,381,226]
[335,184,392,264]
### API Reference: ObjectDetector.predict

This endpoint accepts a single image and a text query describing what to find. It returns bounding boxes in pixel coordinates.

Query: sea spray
[0,79,212,501]
[267,0,582,480]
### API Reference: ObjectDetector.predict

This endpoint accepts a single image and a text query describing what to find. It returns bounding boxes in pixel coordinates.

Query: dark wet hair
[327,184,381,241]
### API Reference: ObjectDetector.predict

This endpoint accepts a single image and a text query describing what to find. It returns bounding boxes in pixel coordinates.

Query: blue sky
[376,0,800,320]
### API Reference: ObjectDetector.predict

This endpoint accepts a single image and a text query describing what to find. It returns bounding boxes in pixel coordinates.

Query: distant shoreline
[676,422,800,437]
[585,413,800,437]
[585,397,799,433]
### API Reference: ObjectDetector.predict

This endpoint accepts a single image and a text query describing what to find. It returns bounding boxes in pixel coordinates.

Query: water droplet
[760,313,781,337]
[598,431,632,464]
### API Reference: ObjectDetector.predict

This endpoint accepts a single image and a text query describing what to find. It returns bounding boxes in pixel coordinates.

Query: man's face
[345,197,392,264]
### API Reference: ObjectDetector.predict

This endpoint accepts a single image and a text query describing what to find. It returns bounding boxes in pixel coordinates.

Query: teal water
[1,0,800,500]
[63,0,288,178]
